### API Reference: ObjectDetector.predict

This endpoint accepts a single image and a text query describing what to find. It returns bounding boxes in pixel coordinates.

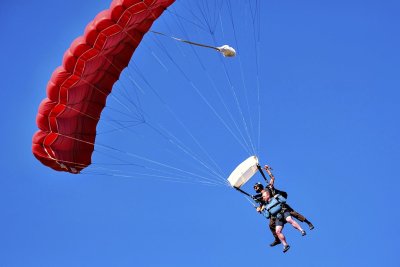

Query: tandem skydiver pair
[227,157,314,253]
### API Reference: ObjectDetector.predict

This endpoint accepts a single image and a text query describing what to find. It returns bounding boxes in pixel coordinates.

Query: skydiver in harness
[253,165,314,248]
[256,187,305,253]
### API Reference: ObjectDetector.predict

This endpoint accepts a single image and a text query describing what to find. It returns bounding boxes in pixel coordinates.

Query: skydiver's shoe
[308,223,314,230]
[269,239,281,247]
[301,230,306,236]
[283,245,290,253]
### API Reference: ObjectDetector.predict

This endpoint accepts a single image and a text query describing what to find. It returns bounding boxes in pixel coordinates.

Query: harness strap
[267,202,281,212]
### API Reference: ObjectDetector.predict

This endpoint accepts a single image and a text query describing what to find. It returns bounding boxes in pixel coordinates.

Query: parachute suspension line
[82,169,222,187]
[219,12,225,39]
[100,56,147,118]
[143,161,222,184]
[97,79,148,135]
[108,93,141,119]
[225,0,261,156]
[90,149,146,169]
[95,136,226,187]
[89,153,224,187]
[103,104,143,122]
[226,0,254,144]
[169,11,257,156]
[122,149,227,186]
[126,147,225,186]
[155,123,226,181]
[80,39,172,137]
[233,0,262,155]
[80,76,143,122]
[86,153,223,186]
[57,100,144,137]
[56,132,224,186]
[225,0,257,156]
[143,164,224,186]
[87,164,176,181]
[129,63,225,180]
[123,28,173,73]
[114,76,146,117]
[124,75,217,180]
[144,121,227,184]
[188,1,258,156]
[247,0,262,155]
[162,17,188,58]
[52,134,188,183]
[213,0,225,33]
[83,165,221,186]
[151,35,252,155]
[209,32,256,156]
[139,117,223,181]
[172,2,210,32]
[77,27,226,185]
[97,106,144,137]
[243,194,258,208]
[170,15,255,157]
[96,121,144,135]
[94,1,260,177]
[165,8,208,33]
[64,62,146,135]
[194,0,223,35]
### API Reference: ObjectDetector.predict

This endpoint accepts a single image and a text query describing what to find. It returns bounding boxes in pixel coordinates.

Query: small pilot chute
[227,156,259,188]
[217,45,236,57]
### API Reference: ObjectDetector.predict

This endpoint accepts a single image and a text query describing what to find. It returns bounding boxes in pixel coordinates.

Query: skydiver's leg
[269,218,281,247]
[285,216,306,236]
[285,204,314,230]
[275,226,287,245]
[275,225,290,253]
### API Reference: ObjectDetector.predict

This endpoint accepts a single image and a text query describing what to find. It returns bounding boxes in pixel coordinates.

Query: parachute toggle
[217,45,236,57]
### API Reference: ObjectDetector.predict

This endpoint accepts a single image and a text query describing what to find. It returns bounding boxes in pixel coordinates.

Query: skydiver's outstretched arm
[264,165,275,187]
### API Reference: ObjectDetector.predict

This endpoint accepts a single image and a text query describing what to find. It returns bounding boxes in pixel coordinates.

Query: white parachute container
[227,156,259,188]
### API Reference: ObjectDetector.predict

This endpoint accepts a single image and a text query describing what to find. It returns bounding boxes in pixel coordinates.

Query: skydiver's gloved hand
[256,206,265,213]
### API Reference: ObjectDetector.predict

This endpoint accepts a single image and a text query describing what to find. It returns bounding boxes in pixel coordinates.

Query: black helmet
[253,182,264,192]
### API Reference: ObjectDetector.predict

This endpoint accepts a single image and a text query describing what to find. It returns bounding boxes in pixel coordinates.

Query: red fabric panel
[33,0,175,173]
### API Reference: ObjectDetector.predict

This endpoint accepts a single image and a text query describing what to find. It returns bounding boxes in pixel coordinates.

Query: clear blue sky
[1,0,400,266]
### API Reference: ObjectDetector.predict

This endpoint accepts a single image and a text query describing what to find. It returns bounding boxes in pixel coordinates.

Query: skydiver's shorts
[275,211,291,227]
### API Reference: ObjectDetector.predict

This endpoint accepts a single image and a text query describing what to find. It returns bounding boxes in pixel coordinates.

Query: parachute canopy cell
[227,156,259,188]
[32,0,175,174]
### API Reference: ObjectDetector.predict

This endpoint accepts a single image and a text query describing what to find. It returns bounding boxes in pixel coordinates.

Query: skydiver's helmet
[253,182,264,193]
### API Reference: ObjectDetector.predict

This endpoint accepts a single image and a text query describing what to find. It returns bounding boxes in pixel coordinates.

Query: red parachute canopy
[32,0,175,174]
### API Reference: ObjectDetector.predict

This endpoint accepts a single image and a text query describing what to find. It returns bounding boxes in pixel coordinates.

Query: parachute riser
[256,164,269,184]
[233,186,258,208]
[233,186,252,197]
[233,186,271,217]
